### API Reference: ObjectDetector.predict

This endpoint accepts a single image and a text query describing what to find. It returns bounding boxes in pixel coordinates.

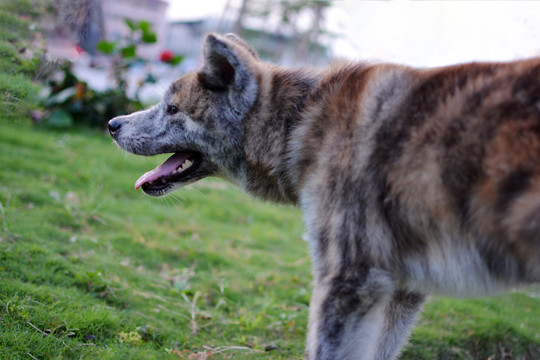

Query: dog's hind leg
[374,290,426,360]
[305,268,395,360]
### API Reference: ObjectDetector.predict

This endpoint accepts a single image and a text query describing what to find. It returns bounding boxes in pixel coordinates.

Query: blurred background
[33,0,540,129]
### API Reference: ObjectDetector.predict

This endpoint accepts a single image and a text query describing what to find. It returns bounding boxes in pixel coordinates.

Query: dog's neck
[237,65,319,204]
[238,62,375,205]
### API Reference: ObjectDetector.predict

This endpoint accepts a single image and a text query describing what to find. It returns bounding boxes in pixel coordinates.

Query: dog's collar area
[135,152,201,194]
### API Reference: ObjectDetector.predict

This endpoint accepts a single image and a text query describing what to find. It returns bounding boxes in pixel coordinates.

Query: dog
[108,33,540,360]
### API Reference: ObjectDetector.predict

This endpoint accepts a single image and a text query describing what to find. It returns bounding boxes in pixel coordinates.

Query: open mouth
[135,152,201,196]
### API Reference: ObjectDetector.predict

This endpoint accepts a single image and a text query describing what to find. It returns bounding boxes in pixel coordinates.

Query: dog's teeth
[177,159,193,172]
[182,159,193,170]
[173,159,194,175]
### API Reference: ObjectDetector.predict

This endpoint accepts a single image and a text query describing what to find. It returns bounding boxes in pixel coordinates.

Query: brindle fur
[109,33,540,360]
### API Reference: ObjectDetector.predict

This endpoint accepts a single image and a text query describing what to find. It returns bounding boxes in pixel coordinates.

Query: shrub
[39,19,183,129]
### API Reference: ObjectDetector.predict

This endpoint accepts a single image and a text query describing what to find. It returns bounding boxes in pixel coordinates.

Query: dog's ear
[222,33,259,60]
[198,33,258,116]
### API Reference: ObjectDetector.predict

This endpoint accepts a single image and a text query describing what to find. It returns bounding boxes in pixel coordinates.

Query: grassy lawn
[0,121,310,360]
[1,2,540,360]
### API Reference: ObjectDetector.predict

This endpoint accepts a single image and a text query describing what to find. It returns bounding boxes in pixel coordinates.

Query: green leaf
[137,21,157,43]
[120,44,136,58]
[141,31,157,44]
[125,18,136,31]
[44,87,76,107]
[46,109,73,128]
[170,55,184,66]
[97,41,116,54]
[138,20,151,33]
[145,73,157,84]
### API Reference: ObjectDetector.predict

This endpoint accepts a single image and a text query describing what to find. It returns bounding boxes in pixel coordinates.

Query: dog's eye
[166,105,179,115]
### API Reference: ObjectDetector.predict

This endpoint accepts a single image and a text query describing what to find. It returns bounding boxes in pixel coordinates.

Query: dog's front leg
[374,290,426,360]
[305,267,395,360]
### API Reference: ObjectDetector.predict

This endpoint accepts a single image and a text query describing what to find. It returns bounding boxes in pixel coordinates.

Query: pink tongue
[135,153,190,190]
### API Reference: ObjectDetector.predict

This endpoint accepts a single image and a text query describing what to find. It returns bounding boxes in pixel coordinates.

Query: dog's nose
[108,118,122,137]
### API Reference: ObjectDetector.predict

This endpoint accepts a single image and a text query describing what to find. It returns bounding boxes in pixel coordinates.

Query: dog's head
[109,33,260,196]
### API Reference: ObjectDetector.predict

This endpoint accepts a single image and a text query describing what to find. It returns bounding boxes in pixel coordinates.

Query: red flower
[160,50,174,63]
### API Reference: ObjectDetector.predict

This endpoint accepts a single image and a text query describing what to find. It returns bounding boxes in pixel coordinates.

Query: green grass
[0,122,310,359]
[0,0,41,122]
[1,2,540,359]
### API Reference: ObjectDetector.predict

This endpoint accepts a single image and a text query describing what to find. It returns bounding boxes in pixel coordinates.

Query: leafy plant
[39,19,183,129]
[73,270,110,294]
[39,63,143,128]
[96,19,160,92]
[117,331,142,346]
